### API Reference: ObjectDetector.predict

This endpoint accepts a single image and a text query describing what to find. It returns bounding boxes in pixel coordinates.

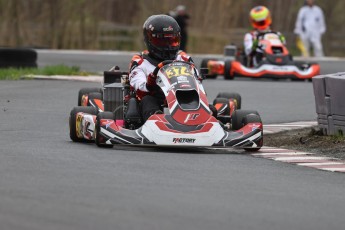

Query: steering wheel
[152,60,175,77]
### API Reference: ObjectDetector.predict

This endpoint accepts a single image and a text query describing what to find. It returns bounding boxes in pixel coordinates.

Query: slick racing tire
[216,92,241,109]
[95,112,114,148]
[0,48,37,68]
[200,58,218,79]
[231,110,262,152]
[224,60,234,80]
[78,87,103,106]
[231,110,260,131]
[69,106,98,142]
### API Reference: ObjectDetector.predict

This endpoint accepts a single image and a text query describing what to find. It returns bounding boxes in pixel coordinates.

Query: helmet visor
[251,17,271,30]
[255,20,268,27]
[150,33,180,47]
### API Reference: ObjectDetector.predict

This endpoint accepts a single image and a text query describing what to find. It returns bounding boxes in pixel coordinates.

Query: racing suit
[244,29,286,67]
[129,50,193,121]
[294,4,326,57]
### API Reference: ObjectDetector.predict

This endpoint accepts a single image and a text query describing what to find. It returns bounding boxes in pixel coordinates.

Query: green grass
[0,65,90,80]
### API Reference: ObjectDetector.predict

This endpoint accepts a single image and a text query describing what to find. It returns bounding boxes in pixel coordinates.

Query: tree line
[0,0,343,56]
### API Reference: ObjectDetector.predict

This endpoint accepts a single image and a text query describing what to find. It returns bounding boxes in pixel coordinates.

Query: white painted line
[259,147,295,151]
[274,156,332,161]
[265,124,312,127]
[298,162,344,166]
[321,168,345,172]
[253,152,309,156]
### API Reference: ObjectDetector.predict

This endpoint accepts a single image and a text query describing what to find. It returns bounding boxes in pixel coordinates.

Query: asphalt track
[0,51,345,230]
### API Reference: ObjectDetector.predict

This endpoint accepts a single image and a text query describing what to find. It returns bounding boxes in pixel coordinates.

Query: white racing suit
[294,5,326,57]
[128,50,193,121]
[129,50,193,98]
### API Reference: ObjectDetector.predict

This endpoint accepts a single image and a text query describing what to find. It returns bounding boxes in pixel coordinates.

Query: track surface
[0,52,345,230]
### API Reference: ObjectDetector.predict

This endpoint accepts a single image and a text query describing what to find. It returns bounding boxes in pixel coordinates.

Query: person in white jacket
[294,0,326,57]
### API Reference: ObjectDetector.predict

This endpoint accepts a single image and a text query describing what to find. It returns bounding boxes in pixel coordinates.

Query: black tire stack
[0,48,37,68]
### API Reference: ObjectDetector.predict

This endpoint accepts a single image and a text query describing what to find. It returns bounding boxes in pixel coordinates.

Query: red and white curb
[263,121,317,134]
[251,147,345,173]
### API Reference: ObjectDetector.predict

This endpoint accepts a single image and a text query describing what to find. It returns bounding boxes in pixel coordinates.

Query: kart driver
[128,14,196,122]
[244,6,286,67]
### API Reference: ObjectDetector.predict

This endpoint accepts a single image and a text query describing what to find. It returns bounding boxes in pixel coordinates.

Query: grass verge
[0,65,90,80]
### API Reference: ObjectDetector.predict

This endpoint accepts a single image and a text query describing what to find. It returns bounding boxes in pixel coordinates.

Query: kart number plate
[166,66,192,78]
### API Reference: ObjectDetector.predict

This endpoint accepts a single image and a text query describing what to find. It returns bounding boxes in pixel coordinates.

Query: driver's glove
[252,39,259,51]
[146,73,157,91]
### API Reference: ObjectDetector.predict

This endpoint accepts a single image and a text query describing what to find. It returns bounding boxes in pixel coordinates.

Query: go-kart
[69,60,263,151]
[201,31,320,80]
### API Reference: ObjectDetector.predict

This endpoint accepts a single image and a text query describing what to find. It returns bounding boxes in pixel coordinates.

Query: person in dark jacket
[169,5,190,51]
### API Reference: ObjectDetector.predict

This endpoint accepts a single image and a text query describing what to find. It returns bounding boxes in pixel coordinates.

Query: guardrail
[312,73,345,135]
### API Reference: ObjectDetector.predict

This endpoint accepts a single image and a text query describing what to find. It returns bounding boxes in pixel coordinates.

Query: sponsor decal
[101,120,114,129]
[81,95,88,106]
[173,138,196,144]
[76,113,83,138]
[250,123,261,131]
[177,76,189,83]
[163,26,173,32]
[271,66,290,71]
[184,113,200,123]
[83,121,93,139]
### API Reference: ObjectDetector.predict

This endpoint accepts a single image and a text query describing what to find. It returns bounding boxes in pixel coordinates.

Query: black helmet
[143,15,181,61]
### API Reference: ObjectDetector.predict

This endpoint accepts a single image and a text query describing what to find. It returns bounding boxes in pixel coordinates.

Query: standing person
[171,5,190,52]
[129,14,194,122]
[294,0,326,57]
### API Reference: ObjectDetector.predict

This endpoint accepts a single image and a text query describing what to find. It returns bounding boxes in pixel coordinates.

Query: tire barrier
[312,73,345,135]
[0,48,37,68]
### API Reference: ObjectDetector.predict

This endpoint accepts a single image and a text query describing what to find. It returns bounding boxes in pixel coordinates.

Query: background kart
[69,61,263,151]
[201,32,320,80]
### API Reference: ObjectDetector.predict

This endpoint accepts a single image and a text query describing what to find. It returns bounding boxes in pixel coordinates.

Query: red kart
[69,61,263,150]
[201,32,320,80]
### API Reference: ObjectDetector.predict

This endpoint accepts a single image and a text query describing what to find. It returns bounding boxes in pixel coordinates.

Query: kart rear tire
[216,92,241,109]
[200,58,218,79]
[231,110,259,131]
[78,87,102,106]
[95,112,114,148]
[69,106,98,142]
[224,60,234,80]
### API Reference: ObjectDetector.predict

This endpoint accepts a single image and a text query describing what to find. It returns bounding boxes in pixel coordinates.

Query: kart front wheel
[200,58,218,79]
[231,110,262,151]
[69,106,98,142]
[95,112,114,148]
[224,60,234,80]
[231,110,260,131]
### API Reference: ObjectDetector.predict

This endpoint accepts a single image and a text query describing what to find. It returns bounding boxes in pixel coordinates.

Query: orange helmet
[249,6,272,30]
